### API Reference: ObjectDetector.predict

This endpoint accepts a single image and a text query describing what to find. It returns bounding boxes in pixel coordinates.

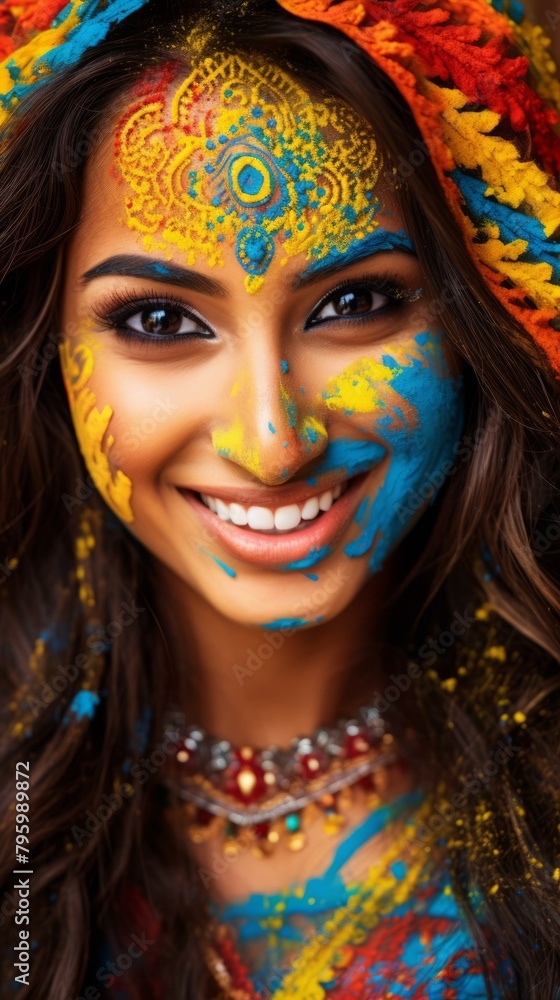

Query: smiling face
[59,52,464,630]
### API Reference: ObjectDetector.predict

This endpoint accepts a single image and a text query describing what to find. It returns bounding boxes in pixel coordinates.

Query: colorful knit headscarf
[2,0,560,374]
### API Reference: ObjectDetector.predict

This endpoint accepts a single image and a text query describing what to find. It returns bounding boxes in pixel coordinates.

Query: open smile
[177,470,376,567]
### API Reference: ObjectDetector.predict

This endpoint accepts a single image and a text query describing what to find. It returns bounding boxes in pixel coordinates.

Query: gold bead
[223,839,240,858]
[267,829,280,844]
[324,814,346,835]
[264,771,276,785]
[237,768,257,796]
[288,832,307,852]
[239,746,253,760]
[177,749,190,763]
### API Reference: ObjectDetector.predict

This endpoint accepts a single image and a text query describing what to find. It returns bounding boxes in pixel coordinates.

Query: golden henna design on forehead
[114,53,382,293]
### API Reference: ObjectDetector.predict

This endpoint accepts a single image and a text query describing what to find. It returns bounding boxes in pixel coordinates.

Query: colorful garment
[208,791,511,999]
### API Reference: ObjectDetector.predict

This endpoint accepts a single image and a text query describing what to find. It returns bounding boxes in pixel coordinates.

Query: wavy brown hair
[1,1,560,997]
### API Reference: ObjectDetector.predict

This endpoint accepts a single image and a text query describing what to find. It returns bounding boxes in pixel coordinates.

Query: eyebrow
[80,255,228,298]
[293,230,416,291]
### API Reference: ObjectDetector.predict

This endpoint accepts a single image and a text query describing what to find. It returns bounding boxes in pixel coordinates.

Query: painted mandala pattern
[114,54,382,292]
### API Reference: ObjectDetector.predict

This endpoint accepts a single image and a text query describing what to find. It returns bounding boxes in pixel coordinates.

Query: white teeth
[199,480,347,532]
[247,506,275,530]
[215,498,230,521]
[274,504,302,531]
[229,502,248,526]
[301,496,320,520]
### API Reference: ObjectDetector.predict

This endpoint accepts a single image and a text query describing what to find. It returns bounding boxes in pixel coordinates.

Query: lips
[177,472,370,567]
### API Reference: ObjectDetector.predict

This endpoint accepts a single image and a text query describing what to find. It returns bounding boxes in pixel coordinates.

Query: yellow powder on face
[322,357,401,414]
[114,53,381,294]
[212,415,265,479]
[59,341,133,523]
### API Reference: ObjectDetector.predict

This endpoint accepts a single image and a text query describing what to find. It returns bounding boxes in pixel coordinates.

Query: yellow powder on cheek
[321,357,401,414]
[59,341,134,523]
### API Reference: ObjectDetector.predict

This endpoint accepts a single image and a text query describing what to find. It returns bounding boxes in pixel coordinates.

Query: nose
[211,360,328,486]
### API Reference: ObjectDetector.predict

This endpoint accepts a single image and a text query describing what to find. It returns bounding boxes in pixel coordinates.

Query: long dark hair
[1,1,560,996]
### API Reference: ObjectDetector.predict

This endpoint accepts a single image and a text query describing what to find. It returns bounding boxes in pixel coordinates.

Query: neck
[156,564,397,748]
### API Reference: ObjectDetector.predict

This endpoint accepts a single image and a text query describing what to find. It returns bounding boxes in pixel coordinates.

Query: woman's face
[60,54,463,629]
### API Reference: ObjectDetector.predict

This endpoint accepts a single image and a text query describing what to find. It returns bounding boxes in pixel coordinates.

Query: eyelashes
[304,271,422,330]
[90,272,423,347]
[92,289,215,346]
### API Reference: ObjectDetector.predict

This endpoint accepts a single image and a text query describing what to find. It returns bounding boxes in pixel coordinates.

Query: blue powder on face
[66,690,100,722]
[200,548,237,578]
[268,422,276,434]
[301,229,414,280]
[354,497,369,525]
[306,439,387,486]
[304,572,319,581]
[260,616,323,630]
[281,360,289,374]
[343,330,464,574]
[280,546,332,571]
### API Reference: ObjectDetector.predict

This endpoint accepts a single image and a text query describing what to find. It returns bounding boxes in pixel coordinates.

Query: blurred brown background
[526,0,560,61]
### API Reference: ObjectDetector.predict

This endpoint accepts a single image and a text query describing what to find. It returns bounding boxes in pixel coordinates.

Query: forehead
[111,53,387,293]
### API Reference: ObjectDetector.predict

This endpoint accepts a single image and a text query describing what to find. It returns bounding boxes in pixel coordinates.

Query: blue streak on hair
[0,0,150,114]
[66,690,100,722]
[260,616,323,630]
[280,546,332,571]
[301,229,415,279]
[306,439,387,486]
[343,331,464,574]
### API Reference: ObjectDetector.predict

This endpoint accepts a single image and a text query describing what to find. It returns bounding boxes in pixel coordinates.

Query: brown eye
[310,287,390,325]
[140,307,183,335]
[123,306,212,339]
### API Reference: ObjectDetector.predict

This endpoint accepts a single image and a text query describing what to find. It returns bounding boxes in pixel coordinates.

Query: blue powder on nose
[281,360,289,374]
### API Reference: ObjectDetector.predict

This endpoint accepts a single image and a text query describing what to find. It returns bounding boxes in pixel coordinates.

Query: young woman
[1,0,560,996]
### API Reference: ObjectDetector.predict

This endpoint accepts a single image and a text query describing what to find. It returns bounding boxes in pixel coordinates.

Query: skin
[59,60,463,896]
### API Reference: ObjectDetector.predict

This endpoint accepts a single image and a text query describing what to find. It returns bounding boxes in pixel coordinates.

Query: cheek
[320,332,464,572]
[60,339,134,523]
